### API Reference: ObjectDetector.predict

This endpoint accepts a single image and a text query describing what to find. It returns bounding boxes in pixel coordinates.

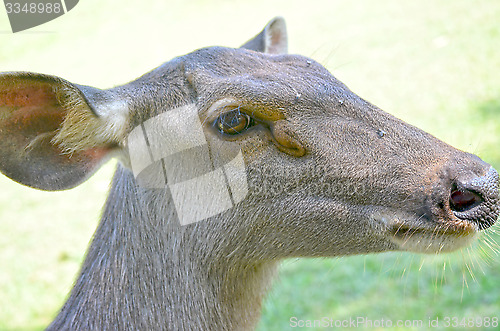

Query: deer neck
[48,164,278,330]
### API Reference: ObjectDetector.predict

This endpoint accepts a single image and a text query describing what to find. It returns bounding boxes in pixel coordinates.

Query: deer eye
[215,107,255,135]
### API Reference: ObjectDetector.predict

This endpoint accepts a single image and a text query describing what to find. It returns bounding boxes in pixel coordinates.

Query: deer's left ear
[240,17,288,54]
[0,72,128,191]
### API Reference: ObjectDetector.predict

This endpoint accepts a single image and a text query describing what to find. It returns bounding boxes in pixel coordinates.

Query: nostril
[449,188,483,212]
[443,166,499,230]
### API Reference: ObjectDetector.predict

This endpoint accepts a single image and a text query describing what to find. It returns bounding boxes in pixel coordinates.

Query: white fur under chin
[392,230,477,254]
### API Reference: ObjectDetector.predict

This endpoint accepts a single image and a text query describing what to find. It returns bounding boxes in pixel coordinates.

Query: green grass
[1,0,500,330]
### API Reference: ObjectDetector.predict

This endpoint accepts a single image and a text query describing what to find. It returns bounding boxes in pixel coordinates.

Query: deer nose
[447,165,500,230]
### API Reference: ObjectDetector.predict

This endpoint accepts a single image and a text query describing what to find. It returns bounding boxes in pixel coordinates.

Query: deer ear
[240,17,288,54]
[0,72,127,191]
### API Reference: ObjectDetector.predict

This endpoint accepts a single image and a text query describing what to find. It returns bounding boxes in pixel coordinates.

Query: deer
[0,17,498,330]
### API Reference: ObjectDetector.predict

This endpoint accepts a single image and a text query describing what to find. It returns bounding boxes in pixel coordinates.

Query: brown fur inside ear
[2,83,55,106]
[0,74,114,190]
[1,84,65,136]
[0,82,66,157]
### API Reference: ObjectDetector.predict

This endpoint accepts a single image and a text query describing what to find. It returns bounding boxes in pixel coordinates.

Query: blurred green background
[0,0,499,330]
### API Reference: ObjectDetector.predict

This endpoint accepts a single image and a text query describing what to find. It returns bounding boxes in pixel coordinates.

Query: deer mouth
[382,216,479,254]
[390,220,476,238]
